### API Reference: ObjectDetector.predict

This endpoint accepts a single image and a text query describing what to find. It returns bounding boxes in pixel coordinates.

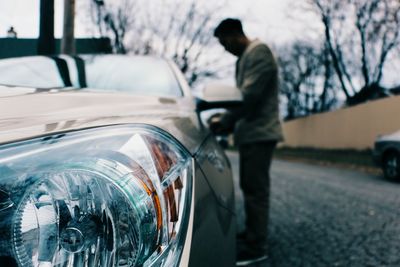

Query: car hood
[0,87,207,154]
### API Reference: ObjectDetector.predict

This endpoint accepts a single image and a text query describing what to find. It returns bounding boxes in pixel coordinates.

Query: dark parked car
[0,55,236,267]
[373,131,400,180]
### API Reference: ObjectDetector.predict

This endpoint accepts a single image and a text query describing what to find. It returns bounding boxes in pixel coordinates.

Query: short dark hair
[214,18,244,38]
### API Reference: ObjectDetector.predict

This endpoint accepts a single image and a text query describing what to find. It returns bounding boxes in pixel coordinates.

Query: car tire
[383,152,400,180]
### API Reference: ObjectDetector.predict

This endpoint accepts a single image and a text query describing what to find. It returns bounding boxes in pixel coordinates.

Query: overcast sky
[0,0,320,44]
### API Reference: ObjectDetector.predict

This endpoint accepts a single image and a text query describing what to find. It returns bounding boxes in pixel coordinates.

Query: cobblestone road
[227,151,400,267]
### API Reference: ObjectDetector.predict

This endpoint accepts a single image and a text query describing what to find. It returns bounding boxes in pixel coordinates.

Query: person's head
[214,18,249,57]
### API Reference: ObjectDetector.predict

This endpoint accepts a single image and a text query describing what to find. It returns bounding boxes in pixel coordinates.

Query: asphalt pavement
[226,151,400,267]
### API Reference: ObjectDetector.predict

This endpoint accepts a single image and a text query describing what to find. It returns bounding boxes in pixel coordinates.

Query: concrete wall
[282,95,400,150]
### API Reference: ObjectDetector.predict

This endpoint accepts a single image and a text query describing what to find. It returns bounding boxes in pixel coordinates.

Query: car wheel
[383,152,400,180]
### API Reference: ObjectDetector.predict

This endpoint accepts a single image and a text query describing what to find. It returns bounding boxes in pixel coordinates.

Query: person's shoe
[236,248,268,266]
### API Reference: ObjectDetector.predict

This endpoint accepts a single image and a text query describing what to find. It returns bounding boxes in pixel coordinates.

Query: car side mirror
[196,84,243,112]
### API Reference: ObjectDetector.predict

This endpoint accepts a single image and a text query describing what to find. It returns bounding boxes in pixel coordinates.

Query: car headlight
[0,125,192,267]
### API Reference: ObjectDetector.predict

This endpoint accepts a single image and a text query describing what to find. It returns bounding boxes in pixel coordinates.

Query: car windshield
[0,55,183,97]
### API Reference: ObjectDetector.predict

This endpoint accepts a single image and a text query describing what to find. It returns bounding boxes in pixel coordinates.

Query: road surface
[227,151,400,267]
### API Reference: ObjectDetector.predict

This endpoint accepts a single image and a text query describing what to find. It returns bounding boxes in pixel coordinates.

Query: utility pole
[61,0,76,54]
[37,0,55,55]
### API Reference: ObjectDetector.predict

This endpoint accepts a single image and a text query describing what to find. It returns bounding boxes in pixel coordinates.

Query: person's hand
[208,113,223,134]
[207,113,233,135]
[209,120,224,134]
[207,113,222,124]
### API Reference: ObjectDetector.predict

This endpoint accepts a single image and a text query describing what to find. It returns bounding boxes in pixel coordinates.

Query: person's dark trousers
[239,141,277,254]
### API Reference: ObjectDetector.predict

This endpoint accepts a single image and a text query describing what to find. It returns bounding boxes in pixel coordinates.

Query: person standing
[211,18,283,266]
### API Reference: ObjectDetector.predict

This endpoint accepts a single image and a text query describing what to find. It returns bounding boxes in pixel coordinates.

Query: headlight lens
[0,125,192,267]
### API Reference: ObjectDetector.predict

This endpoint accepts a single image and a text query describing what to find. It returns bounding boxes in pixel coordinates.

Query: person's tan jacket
[221,40,283,146]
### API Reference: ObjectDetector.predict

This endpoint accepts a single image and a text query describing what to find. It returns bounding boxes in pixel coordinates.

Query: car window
[0,56,64,88]
[0,56,184,97]
[83,56,183,97]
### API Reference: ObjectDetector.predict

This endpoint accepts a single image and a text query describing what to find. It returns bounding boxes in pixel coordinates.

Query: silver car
[373,130,400,180]
[0,55,235,267]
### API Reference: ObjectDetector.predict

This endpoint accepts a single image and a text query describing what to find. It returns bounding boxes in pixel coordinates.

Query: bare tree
[89,0,138,54]
[310,0,354,99]
[141,0,227,85]
[353,0,400,85]
[309,0,400,105]
[278,42,338,120]
[86,0,228,86]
